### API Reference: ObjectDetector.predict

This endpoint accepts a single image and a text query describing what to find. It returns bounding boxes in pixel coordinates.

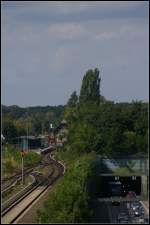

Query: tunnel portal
[98,176,142,198]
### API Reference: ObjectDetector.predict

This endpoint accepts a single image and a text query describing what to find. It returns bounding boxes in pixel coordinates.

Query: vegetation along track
[1,153,65,224]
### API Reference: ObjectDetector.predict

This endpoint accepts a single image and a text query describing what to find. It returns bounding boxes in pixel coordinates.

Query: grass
[113,167,132,175]
[2,144,42,179]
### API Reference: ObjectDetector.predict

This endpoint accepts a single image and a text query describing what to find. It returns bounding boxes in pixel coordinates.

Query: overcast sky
[1,1,149,107]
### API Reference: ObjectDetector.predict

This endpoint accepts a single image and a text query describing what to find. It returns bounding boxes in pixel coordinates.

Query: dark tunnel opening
[98,176,141,198]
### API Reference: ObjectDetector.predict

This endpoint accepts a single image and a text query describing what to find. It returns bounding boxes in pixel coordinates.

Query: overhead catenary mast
[26,106,29,152]
[20,106,29,185]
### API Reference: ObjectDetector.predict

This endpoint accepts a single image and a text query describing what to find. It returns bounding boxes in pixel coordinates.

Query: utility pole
[20,137,27,185]
[22,154,24,185]
[21,138,25,185]
[26,112,29,152]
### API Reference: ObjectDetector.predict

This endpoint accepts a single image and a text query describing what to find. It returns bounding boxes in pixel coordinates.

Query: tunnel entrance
[98,176,141,198]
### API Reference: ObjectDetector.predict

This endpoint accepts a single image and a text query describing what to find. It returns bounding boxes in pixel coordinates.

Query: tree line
[2,105,64,140]
[64,68,148,157]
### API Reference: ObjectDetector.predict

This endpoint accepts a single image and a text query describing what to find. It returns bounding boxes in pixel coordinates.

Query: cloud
[1,1,148,25]
[47,23,89,40]
[1,1,149,106]
[93,22,148,41]
[94,31,116,41]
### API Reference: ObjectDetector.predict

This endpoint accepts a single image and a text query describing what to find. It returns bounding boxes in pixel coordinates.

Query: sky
[1,1,149,107]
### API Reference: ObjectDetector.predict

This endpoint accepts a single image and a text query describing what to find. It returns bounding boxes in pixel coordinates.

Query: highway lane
[91,199,130,223]
[90,199,110,223]
[106,201,132,223]
[106,200,149,224]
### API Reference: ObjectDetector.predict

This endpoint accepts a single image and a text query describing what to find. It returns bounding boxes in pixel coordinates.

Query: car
[139,206,145,215]
[126,191,137,199]
[134,208,142,217]
[131,202,141,210]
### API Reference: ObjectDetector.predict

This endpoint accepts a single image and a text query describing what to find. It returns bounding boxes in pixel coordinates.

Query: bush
[2,144,42,177]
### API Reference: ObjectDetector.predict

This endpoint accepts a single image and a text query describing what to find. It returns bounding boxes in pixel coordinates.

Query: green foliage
[79,68,101,106]
[2,144,42,178]
[2,105,64,138]
[37,152,95,223]
[113,167,132,175]
[64,69,148,157]
[67,91,78,107]
[63,104,78,123]
[2,117,18,139]
[23,151,42,166]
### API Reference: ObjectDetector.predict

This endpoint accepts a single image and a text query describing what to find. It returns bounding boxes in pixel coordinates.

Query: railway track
[1,153,65,224]
[2,166,36,183]
[2,154,52,206]
[2,155,50,195]
[2,168,34,196]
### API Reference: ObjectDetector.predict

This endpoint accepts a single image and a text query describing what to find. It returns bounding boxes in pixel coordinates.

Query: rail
[1,153,65,224]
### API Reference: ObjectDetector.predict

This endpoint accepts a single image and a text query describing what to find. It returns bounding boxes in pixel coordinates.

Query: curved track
[1,153,65,224]
[2,166,35,183]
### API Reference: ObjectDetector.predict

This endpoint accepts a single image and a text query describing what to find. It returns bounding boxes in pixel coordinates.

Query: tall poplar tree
[79,68,101,106]
[67,91,78,107]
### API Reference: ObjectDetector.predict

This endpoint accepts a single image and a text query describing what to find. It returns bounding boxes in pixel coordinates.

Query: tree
[79,68,101,106]
[13,120,26,136]
[2,118,17,140]
[63,91,78,123]
[67,91,78,107]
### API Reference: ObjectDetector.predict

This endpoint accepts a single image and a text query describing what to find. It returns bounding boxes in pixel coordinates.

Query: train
[40,146,54,155]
